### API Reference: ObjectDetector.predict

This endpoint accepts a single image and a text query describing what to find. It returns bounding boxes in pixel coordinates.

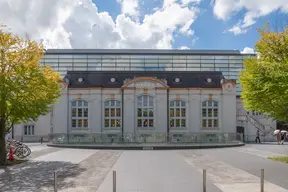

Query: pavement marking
[31,148,98,164]
[181,151,288,192]
[230,147,285,158]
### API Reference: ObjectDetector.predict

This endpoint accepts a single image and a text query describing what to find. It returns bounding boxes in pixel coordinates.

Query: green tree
[239,23,288,122]
[0,26,61,165]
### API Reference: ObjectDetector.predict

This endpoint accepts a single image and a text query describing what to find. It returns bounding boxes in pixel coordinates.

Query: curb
[47,143,245,150]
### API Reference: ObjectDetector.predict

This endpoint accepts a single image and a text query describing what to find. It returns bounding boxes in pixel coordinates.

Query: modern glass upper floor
[40,49,256,95]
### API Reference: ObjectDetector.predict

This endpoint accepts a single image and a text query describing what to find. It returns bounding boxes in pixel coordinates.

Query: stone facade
[11,72,276,142]
[12,73,240,142]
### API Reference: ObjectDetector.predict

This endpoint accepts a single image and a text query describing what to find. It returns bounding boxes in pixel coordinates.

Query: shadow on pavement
[0,160,86,192]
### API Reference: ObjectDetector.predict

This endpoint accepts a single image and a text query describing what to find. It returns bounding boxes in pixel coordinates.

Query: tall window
[170,100,186,128]
[202,100,218,128]
[71,100,89,129]
[137,95,154,128]
[104,100,121,128]
[24,125,34,136]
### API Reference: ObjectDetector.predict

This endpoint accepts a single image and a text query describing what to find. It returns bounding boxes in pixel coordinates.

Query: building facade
[14,71,238,142]
[11,49,276,142]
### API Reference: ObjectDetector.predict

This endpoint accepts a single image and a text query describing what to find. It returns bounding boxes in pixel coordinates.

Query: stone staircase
[237,113,275,136]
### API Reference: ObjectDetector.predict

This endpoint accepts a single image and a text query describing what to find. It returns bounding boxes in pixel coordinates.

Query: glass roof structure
[40,49,256,96]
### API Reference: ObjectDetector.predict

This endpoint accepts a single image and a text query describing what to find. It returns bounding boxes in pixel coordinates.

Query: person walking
[277,132,281,145]
[255,130,261,143]
[280,132,286,145]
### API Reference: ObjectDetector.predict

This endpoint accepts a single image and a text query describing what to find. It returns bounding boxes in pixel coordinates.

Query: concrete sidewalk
[1,144,288,192]
[96,151,221,192]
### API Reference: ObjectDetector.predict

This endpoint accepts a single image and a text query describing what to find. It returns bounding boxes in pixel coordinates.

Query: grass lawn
[268,156,288,164]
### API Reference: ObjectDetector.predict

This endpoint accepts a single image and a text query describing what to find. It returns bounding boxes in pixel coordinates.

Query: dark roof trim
[65,71,225,89]
[67,71,224,75]
[46,49,246,56]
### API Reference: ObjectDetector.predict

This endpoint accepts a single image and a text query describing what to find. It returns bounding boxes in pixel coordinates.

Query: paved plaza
[0,143,288,192]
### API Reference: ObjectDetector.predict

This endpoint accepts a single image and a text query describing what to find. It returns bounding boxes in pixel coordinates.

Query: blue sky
[92,0,288,51]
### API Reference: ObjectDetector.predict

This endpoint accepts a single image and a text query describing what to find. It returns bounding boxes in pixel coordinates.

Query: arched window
[71,100,88,129]
[104,100,121,128]
[202,100,218,128]
[170,100,186,128]
[137,95,154,128]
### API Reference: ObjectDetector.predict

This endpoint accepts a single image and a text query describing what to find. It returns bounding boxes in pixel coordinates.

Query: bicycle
[6,139,31,159]
[15,145,31,158]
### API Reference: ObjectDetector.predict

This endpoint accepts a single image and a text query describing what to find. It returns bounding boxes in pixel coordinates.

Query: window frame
[104,100,122,129]
[24,125,35,136]
[71,100,89,130]
[137,95,155,129]
[201,100,219,129]
[169,100,187,129]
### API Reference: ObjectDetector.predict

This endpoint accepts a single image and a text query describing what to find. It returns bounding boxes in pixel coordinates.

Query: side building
[11,49,276,142]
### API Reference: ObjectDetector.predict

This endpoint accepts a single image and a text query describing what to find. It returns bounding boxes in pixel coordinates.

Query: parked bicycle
[6,139,31,159]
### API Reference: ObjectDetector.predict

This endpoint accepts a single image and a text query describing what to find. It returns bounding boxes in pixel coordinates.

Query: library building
[11,49,276,142]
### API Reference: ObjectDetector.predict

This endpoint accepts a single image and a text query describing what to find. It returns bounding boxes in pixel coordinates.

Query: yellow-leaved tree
[239,23,288,123]
[0,26,61,165]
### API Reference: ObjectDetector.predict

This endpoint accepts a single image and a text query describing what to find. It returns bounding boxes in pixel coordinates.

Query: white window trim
[71,100,89,130]
[104,100,122,129]
[169,100,187,129]
[202,100,219,129]
[24,125,35,136]
[136,95,155,129]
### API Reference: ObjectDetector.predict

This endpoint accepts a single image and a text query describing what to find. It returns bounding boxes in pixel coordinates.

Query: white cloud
[117,0,139,18]
[153,7,160,11]
[179,45,190,49]
[0,0,199,49]
[212,0,288,35]
[241,47,255,54]
[181,0,201,6]
[227,23,248,35]
[163,0,177,8]
[191,36,199,46]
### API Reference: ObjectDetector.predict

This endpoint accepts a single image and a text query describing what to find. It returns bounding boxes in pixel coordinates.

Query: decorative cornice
[121,76,170,89]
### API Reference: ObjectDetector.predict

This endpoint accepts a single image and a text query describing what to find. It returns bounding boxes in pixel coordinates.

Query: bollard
[113,170,116,192]
[203,169,206,192]
[261,169,264,192]
[54,171,58,192]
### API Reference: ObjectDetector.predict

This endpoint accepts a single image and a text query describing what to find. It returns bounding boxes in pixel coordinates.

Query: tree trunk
[0,117,6,165]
